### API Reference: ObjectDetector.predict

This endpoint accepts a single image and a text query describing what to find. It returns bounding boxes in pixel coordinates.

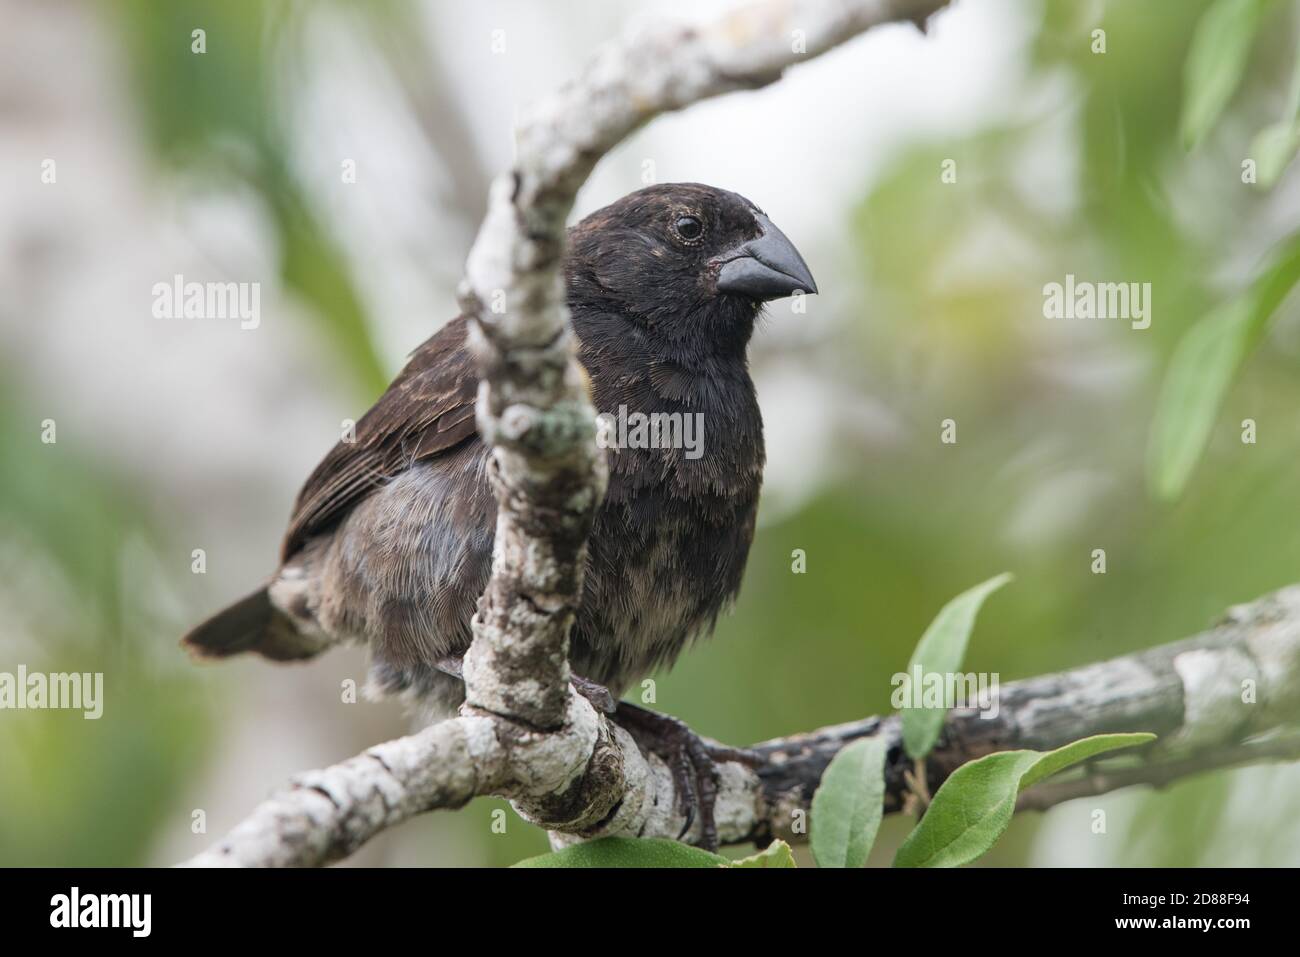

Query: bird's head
[567,183,817,359]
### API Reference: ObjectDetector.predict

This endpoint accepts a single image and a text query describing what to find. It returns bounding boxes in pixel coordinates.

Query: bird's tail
[181,587,323,662]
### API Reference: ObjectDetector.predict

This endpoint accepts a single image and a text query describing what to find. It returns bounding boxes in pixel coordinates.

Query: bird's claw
[612,702,756,852]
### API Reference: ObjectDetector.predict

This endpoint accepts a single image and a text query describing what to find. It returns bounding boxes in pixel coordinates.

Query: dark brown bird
[183,183,816,847]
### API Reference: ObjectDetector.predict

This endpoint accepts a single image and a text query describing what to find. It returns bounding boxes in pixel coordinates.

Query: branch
[455,0,951,730]
[185,585,1300,865]
[1013,732,1300,813]
[751,586,1300,841]
[190,0,961,866]
[186,0,954,867]
[183,0,1300,868]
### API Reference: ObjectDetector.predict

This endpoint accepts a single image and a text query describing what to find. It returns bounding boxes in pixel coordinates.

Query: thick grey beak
[716,213,818,301]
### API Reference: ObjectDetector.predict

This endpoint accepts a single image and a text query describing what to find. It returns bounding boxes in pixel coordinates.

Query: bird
[182,182,817,848]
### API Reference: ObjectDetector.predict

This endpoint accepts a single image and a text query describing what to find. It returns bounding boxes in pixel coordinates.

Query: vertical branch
[457,0,949,732]
[458,172,607,730]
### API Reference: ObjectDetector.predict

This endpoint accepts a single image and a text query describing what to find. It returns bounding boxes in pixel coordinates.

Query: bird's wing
[281,315,479,560]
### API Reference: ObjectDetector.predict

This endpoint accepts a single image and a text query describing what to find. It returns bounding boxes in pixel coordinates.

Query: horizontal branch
[185,585,1300,866]
[1013,731,1300,813]
[751,585,1300,843]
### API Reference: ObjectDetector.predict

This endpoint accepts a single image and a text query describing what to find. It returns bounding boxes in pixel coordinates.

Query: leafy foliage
[1179,0,1270,150]
[901,574,1012,760]
[810,737,888,867]
[1250,49,1300,187]
[731,840,798,868]
[1148,232,1300,500]
[893,733,1155,868]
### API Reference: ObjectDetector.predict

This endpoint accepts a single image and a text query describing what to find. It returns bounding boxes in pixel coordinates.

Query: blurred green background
[2,0,1299,866]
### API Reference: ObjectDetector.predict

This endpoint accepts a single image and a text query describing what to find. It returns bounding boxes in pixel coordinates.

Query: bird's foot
[611,701,761,852]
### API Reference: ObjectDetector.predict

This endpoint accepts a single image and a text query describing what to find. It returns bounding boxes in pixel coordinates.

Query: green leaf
[1147,299,1254,501]
[1147,232,1300,501]
[1249,48,1300,188]
[901,573,1013,761]
[1251,120,1300,188]
[513,837,728,868]
[730,840,798,868]
[810,737,888,868]
[1180,0,1270,150]
[893,733,1156,868]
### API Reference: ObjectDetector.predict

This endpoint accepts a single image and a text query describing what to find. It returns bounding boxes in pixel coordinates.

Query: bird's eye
[673,215,704,243]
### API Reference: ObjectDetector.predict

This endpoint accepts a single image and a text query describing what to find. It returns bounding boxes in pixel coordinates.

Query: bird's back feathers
[282,316,479,560]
